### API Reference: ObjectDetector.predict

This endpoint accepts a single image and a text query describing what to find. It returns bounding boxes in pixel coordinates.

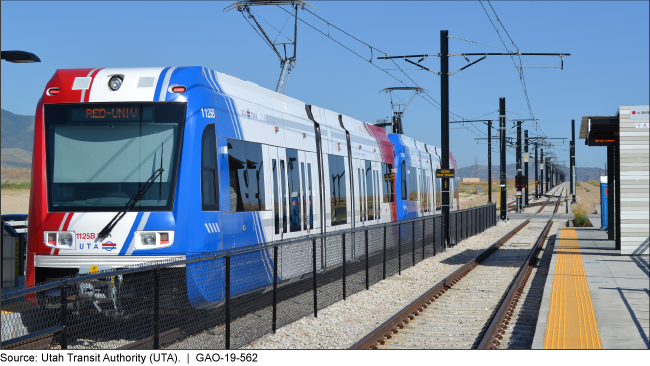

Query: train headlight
[58,233,73,247]
[108,75,123,91]
[141,233,156,246]
[44,231,76,250]
[134,231,174,250]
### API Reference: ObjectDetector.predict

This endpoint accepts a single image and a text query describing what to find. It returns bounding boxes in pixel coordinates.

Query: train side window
[227,139,247,212]
[401,161,407,200]
[280,159,287,233]
[409,167,418,201]
[245,141,266,211]
[328,155,347,226]
[382,163,394,203]
[307,163,313,230]
[287,148,301,232]
[273,159,279,234]
[366,160,375,220]
[436,178,442,210]
[201,124,219,211]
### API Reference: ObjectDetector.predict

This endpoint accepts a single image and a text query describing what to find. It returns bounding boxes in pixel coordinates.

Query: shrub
[1,181,30,189]
[572,204,589,226]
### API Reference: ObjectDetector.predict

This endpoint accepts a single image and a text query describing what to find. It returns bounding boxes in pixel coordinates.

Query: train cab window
[401,161,407,200]
[382,163,394,203]
[409,167,418,201]
[201,124,219,211]
[227,139,266,212]
[328,155,347,226]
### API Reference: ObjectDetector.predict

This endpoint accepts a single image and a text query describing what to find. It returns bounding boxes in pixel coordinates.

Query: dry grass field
[1,168,31,215]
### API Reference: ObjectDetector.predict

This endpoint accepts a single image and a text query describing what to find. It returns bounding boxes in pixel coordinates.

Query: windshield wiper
[97,167,164,241]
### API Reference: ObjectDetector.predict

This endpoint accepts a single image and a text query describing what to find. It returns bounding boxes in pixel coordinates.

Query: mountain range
[1,108,35,168]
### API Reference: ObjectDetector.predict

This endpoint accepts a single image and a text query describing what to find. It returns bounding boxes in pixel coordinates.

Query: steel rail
[351,183,566,350]
[477,196,561,349]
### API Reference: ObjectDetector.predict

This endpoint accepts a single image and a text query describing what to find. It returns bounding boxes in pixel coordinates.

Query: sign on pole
[436,169,455,178]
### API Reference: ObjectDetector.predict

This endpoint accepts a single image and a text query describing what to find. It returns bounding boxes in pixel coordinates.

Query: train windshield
[44,102,186,212]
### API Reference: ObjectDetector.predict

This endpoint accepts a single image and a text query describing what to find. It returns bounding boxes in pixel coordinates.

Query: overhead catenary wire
[276,4,479,133]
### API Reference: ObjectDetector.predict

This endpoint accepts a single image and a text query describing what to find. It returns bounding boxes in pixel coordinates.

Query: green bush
[1,181,30,189]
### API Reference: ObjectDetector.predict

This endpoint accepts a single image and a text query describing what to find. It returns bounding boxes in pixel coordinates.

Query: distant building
[462,178,480,183]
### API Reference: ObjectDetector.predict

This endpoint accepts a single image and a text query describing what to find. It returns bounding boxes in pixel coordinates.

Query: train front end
[26,68,189,315]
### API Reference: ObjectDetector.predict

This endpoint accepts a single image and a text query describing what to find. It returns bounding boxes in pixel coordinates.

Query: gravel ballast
[239,219,527,349]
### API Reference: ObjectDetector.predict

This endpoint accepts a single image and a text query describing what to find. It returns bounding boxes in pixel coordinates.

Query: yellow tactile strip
[544,228,602,349]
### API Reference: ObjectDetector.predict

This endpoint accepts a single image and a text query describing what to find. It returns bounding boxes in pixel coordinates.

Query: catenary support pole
[499,98,507,221]
[571,119,576,204]
[524,130,529,207]
[534,144,539,200]
[488,120,492,203]
[539,149,546,195]
[516,121,522,212]
[440,30,450,243]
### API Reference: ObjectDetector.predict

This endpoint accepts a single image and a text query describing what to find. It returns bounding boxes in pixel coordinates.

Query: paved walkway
[533,227,649,349]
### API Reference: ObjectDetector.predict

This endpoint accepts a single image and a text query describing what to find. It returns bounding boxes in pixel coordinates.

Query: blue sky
[2,1,648,170]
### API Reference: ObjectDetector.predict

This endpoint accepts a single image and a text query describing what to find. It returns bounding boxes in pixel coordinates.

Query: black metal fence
[1,204,496,350]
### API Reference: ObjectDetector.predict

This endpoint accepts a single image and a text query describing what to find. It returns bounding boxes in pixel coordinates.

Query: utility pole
[440,30,450,245]
[571,119,576,204]
[545,157,550,192]
[499,98,507,221]
[516,121,522,212]
[524,130,529,207]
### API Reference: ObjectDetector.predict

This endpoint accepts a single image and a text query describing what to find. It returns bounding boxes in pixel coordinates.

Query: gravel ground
[238,219,526,349]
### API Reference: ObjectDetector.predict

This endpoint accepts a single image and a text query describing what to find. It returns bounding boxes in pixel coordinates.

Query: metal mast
[226,0,314,93]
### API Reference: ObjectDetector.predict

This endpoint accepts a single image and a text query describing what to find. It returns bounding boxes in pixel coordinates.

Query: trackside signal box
[515,175,526,189]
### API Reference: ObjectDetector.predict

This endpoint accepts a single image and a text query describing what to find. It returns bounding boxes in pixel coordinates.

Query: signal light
[171,86,186,93]
[47,87,60,96]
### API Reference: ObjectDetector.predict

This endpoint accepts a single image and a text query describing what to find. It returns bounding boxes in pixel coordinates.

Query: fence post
[273,246,278,332]
[365,229,369,290]
[153,268,160,349]
[412,221,415,266]
[422,218,426,261]
[313,239,317,318]
[433,217,437,256]
[398,224,401,275]
[225,255,231,350]
[342,234,346,301]
[60,284,68,350]
[382,226,387,280]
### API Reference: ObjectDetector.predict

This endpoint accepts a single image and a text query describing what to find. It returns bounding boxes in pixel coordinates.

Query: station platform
[532,227,650,349]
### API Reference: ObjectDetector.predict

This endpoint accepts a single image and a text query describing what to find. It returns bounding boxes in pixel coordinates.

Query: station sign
[436,169,455,178]
[630,106,649,120]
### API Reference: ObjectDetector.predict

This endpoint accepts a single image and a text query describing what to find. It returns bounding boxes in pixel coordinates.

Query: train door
[352,159,366,225]
[364,160,382,226]
[282,148,315,239]
[268,145,287,242]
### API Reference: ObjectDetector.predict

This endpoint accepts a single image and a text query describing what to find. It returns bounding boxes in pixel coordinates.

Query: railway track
[352,183,567,349]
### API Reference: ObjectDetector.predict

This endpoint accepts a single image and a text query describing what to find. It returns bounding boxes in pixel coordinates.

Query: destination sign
[71,106,154,122]
[435,169,455,178]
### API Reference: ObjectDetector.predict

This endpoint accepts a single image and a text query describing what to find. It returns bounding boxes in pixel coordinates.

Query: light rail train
[26,66,459,314]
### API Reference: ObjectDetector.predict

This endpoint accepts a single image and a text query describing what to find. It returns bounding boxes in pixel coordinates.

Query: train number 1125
[201,108,216,119]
